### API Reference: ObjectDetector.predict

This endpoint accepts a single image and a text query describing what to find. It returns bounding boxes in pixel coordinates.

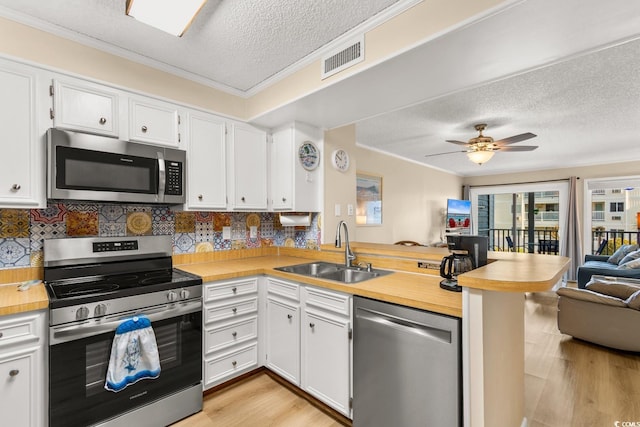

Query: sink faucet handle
[357,261,372,272]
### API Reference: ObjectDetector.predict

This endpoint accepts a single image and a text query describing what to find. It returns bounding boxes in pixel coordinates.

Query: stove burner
[64,283,120,296]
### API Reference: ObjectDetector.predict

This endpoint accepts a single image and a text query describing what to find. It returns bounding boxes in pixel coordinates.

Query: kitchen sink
[274,261,393,284]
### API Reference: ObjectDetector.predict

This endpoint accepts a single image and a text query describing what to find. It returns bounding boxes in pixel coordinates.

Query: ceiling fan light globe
[467,150,495,165]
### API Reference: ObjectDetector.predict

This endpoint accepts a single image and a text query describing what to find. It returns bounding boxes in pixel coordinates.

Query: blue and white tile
[99,222,126,237]
[30,223,66,251]
[99,205,126,223]
[273,230,285,247]
[295,231,307,248]
[213,232,231,251]
[0,238,30,268]
[173,232,196,254]
[152,221,174,236]
[260,220,274,238]
[196,221,214,243]
[65,203,99,212]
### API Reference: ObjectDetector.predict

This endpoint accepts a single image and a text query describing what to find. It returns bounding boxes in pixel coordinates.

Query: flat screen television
[445,198,471,235]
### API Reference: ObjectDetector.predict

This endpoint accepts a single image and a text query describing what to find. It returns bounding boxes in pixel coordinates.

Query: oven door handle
[50,299,201,345]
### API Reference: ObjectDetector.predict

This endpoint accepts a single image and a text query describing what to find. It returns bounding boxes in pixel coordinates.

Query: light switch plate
[222,226,231,240]
[335,203,341,216]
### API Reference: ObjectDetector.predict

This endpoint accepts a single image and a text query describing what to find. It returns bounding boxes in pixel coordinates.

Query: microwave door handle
[157,152,166,203]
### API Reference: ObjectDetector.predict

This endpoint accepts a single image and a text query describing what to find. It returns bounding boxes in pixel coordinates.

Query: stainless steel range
[44,235,203,427]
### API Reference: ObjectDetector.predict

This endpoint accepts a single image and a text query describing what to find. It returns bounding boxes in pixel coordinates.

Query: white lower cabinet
[203,278,259,390]
[0,310,47,427]
[265,278,300,384]
[301,286,352,417]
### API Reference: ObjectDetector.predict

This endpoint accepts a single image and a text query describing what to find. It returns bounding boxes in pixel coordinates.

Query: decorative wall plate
[298,141,320,171]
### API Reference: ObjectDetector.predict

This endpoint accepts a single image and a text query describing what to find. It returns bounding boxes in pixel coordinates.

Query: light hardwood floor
[175,292,640,426]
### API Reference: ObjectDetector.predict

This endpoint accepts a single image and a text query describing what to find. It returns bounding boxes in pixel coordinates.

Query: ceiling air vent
[321,36,364,80]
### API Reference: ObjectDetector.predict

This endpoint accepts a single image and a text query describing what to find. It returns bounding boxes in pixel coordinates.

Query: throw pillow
[586,280,640,299]
[626,290,640,310]
[556,287,627,307]
[618,257,640,270]
[619,249,640,265]
[607,244,639,265]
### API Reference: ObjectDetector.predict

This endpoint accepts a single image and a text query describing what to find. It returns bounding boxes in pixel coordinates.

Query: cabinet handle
[287,314,292,320]
[232,360,237,367]
[232,287,237,294]
[141,125,148,133]
[99,117,107,125]
[241,197,246,202]
[0,332,3,338]
[198,194,203,200]
[9,369,19,377]
[11,184,20,191]
[282,197,286,202]
[232,307,237,314]
[309,323,315,328]
[232,332,237,338]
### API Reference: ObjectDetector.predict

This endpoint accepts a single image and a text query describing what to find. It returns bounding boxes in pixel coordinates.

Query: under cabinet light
[126,0,207,37]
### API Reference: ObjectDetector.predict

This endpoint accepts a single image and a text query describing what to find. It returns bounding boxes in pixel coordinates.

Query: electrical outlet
[347,204,354,216]
[249,225,258,239]
[222,226,231,240]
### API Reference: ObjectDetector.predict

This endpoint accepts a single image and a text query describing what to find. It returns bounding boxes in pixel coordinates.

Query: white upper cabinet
[228,122,267,210]
[0,59,45,208]
[186,110,227,210]
[128,96,181,147]
[52,78,119,137]
[270,122,322,212]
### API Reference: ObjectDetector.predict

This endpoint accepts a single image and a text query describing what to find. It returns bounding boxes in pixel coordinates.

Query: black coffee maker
[439,235,489,292]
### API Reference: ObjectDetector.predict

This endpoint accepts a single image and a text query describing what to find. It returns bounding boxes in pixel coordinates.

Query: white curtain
[564,176,583,281]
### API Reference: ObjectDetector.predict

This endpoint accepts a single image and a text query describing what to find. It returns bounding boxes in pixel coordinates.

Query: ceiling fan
[426,124,538,165]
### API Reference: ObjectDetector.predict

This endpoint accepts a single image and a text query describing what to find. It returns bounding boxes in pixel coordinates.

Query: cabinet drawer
[204,278,258,302]
[204,342,258,387]
[0,313,40,348]
[205,296,258,324]
[205,316,258,354]
[305,286,350,317]
[267,278,300,301]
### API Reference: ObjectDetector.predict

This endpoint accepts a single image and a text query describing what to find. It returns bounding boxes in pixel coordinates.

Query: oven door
[49,300,202,427]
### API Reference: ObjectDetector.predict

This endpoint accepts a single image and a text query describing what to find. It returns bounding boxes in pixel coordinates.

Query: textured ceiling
[0,0,399,92]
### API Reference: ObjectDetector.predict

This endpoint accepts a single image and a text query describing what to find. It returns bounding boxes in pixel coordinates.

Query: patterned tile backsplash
[0,203,321,269]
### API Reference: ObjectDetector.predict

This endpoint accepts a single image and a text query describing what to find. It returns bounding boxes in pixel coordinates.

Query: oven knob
[94,303,108,317]
[179,289,190,300]
[76,306,90,320]
[167,291,178,302]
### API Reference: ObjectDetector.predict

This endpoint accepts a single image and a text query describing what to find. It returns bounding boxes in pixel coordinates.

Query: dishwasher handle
[356,307,452,344]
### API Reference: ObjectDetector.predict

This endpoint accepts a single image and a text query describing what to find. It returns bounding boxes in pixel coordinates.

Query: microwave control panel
[165,161,183,196]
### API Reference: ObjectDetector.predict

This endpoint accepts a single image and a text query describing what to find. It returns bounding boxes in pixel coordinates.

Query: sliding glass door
[470,182,569,255]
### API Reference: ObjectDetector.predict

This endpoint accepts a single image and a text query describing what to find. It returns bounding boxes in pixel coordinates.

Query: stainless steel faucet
[335,220,356,267]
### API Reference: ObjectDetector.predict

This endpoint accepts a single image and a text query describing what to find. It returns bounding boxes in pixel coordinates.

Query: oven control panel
[92,240,139,253]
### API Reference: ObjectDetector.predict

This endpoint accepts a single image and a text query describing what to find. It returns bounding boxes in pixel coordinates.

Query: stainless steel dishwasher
[353,296,462,427]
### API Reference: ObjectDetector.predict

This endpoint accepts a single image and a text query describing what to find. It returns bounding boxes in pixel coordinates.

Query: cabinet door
[302,309,351,416]
[129,97,180,146]
[265,297,300,385]
[229,122,267,210]
[187,111,227,209]
[53,79,118,137]
[271,127,294,210]
[0,61,43,207]
[0,346,40,427]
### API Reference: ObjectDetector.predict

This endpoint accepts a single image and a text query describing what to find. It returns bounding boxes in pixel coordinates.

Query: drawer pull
[198,194,203,200]
[99,117,107,125]
[141,125,148,133]
[11,184,20,191]
[232,360,237,367]
[232,287,237,294]
[309,323,315,328]
[232,331,237,338]
[241,197,246,202]
[232,307,237,314]
[287,314,292,320]
[9,369,19,377]
[0,332,3,338]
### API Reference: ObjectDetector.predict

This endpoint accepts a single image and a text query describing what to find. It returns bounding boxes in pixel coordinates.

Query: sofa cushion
[586,277,640,299]
[619,249,640,265]
[556,287,628,307]
[584,260,620,271]
[607,244,639,264]
[626,290,640,310]
[618,257,640,270]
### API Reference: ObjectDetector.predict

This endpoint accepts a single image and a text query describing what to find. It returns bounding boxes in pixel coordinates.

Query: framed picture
[356,172,382,225]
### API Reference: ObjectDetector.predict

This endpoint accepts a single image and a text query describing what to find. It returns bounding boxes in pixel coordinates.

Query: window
[612,189,622,194]
[610,202,624,212]
[612,215,622,221]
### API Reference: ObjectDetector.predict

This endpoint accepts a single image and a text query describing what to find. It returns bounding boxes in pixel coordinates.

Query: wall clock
[298,141,320,171]
[331,149,350,172]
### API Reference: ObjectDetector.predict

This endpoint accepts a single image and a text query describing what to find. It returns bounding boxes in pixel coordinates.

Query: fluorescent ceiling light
[126,0,207,37]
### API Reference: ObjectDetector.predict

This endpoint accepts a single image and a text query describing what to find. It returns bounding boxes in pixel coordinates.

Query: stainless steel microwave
[47,128,186,204]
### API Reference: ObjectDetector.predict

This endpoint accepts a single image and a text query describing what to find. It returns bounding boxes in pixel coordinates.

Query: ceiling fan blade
[493,132,537,145]
[424,150,466,158]
[495,145,538,152]
[446,139,471,146]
